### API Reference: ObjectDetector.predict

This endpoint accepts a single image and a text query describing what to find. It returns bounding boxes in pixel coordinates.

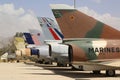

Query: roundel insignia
[70,15,75,21]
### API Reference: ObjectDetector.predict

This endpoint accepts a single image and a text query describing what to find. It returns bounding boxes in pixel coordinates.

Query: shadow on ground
[24,62,120,79]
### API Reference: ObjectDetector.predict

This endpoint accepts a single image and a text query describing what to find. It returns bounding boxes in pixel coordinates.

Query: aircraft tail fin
[27,17,64,46]
[23,33,34,44]
[50,4,120,39]
[37,17,64,40]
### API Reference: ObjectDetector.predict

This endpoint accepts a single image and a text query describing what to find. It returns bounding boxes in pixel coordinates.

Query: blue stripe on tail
[23,33,34,44]
[54,28,64,39]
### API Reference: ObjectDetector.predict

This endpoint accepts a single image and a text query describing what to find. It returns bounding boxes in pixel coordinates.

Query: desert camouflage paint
[52,9,120,39]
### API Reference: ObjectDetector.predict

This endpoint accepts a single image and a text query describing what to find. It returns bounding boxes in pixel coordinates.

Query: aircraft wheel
[36,60,43,64]
[106,70,115,77]
[17,60,19,63]
[71,65,83,70]
[48,61,53,65]
[44,61,52,64]
[57,63,67,67]
[63,63,67,67]
[57,63,60,66]
[71,66,78,70]
[92,70,101,74]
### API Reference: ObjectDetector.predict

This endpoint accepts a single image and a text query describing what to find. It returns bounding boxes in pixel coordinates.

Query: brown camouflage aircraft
[50,4,120,76]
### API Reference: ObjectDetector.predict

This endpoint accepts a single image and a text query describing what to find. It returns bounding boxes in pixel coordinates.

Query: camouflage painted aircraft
[50,4,120,76]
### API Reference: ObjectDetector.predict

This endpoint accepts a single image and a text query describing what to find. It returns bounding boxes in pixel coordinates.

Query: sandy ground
[0,62,120,80]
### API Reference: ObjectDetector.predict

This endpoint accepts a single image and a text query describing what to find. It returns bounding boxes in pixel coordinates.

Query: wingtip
[50,4,74,10]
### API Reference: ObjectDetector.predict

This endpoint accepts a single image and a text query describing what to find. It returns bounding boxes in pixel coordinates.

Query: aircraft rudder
[50,4,120,39]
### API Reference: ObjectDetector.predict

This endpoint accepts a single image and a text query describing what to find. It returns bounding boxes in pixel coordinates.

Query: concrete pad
[0,62,120,80]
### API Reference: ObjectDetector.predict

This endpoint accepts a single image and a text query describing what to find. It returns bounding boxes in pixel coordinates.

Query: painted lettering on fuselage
[88,47,120,53]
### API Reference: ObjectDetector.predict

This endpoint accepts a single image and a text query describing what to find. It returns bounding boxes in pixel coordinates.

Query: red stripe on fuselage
[49,27,60,40]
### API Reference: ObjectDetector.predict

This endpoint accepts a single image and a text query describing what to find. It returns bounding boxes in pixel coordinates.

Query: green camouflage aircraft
[50,4,120,77]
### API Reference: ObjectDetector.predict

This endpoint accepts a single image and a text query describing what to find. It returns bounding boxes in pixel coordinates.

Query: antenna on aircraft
[73,0,76,8]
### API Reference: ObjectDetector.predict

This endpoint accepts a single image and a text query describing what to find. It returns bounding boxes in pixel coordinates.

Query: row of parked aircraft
[16,4,120,77]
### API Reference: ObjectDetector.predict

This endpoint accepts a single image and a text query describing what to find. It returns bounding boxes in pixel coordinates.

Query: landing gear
[92,70,101,74]
[36,59,52,64]
[17,60,19,63]
[36,60,44,64]
[44,61,52,64]
[92,70,116,76]
[71,65,78,70]
[106,70,115,77]
[57,63,67,67]
[70,65,83,70]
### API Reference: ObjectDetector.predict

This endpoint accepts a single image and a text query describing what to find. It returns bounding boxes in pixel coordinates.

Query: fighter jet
[50,4,120,76]
[15,17,64,64]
